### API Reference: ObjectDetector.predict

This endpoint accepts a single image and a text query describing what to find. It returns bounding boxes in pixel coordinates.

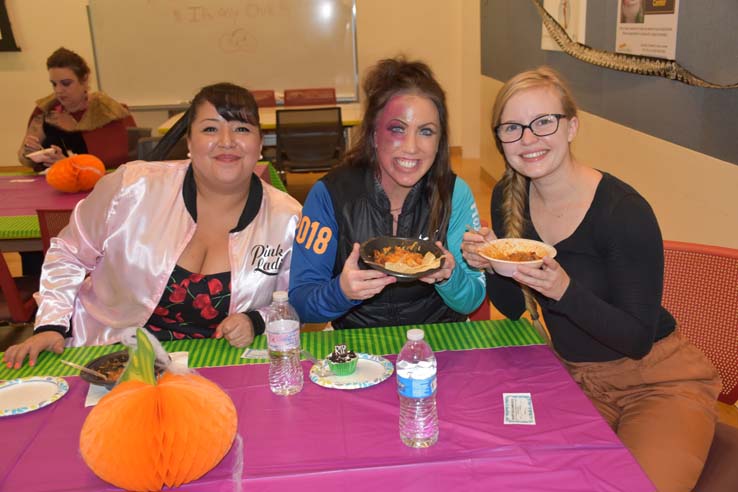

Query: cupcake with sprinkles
[327,344,358,376]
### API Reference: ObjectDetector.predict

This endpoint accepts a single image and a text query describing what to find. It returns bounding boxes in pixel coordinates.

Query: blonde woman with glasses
[462,66,720,492]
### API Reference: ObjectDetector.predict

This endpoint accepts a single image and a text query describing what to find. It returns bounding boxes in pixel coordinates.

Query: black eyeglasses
[494,114,567,143]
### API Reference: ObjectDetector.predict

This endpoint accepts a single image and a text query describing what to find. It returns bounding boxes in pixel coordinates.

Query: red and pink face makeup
[374,93,441,198]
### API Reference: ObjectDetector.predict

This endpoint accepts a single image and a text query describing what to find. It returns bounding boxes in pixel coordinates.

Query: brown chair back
[251,90,277,107]
[283,87,336,106]
[36,209,74,255]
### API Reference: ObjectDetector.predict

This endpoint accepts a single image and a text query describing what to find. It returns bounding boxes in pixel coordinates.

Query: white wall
[480,76,738,249]
[356,0,466,153]
[1,0,480,165]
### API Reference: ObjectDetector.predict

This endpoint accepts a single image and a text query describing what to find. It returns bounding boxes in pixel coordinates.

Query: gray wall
[481,0,738,165]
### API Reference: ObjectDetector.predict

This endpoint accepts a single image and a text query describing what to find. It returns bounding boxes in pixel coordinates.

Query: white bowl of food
[478,238,557,277]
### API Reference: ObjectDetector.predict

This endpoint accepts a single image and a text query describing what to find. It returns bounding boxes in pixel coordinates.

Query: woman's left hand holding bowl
[420,241,454,284]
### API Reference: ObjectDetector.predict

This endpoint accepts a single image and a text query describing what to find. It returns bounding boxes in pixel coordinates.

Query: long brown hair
[345,57,454,241]
[491,66,578,342]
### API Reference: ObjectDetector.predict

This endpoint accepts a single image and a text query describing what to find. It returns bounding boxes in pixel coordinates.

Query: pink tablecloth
[0,175,88,217]
[0,346,655,491]
[0,164,271,217]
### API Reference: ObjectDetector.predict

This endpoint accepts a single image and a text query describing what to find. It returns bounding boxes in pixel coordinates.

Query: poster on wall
[0,0,20,51]
[615,0,679,60]
[541,0,587,51]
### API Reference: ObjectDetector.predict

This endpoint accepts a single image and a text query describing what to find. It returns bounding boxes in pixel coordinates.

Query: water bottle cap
[407,328,425,341]
[272,290,288,302]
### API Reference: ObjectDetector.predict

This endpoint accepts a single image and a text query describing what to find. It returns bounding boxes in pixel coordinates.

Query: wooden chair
[283,87,336,106]
[36,209,74,255]
[0,254,37,323]
[469,301,491,321]
[662,240,738,404]
[251,90,277,108]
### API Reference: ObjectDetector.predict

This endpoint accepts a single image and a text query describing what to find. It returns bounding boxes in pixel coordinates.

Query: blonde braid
[500,166,551,344]
[490,66,574,345]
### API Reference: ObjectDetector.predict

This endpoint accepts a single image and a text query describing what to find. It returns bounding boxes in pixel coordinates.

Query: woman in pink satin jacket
[4,83,301,369]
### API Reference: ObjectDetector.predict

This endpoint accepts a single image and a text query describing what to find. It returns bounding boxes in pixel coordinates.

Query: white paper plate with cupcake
[309,350,394,390]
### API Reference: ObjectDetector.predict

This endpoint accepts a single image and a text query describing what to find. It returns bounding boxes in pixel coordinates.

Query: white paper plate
[0,376,69,417]
[309,353,394,390]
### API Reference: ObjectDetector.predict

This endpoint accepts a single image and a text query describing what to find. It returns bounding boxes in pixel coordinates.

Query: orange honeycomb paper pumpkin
[46,154,105,193]
[79,330,238,491]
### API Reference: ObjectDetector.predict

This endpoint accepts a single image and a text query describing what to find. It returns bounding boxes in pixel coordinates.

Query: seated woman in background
[461,66,719,492]
[4,83,301,369]
[17,47,136,171]
[289,57,485,329]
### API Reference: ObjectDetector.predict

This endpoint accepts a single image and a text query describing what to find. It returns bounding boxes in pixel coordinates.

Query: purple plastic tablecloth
[0,345,655,491]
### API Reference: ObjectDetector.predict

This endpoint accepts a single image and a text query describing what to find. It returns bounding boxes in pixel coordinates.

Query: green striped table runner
[0,215,39,239]
[0,319,541,380]
[0,164,285,239]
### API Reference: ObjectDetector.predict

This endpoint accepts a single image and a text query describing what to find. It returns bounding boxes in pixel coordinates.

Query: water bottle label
[397,374,436,398]
[267,330,300,351]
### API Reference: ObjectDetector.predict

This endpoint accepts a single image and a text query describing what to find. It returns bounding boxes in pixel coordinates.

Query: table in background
[158,103,362,134]
[0,320,654,491]
[158,103,363,147]
[0,163,282,253]
[0,175,88,252]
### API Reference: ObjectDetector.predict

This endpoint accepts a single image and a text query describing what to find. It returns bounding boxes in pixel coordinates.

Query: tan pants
[562,331,721,492]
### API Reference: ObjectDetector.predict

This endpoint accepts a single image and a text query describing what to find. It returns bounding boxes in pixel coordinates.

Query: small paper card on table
[241,348,269,359]
[503,392,536,425]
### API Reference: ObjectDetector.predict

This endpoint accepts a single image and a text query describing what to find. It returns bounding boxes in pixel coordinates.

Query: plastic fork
[301,349,331,377]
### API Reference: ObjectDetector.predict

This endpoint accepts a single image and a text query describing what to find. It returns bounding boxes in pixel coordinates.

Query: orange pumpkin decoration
[46,154,105,192]
[79,329,238,491]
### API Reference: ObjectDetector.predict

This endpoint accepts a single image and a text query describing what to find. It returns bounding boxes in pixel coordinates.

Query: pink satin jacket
[34,160,301,347]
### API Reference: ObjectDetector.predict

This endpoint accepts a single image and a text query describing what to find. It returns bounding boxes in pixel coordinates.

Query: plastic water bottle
[397,328,438,447]
[265,291,303,396]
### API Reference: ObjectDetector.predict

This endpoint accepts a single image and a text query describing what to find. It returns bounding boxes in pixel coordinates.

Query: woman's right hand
[22,135,43,154]
[3,332,65,369]
[461,226,498,270]
[339,242,396,301]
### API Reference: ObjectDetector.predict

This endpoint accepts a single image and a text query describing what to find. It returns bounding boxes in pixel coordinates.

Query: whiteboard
[87,0,358,108]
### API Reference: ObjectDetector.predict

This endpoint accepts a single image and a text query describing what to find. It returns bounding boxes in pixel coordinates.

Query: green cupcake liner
[327,357,358,376]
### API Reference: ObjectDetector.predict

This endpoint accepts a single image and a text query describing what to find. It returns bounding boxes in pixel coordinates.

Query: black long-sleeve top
[487,172,675,362]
